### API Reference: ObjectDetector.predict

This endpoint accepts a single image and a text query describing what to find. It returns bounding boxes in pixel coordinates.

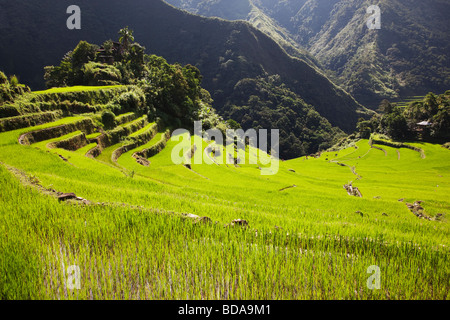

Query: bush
[0,104,21,118]
[102,110,116,129]
[83,62,122,86]
[0,71,8,84]
[116,87,146,112]
[9,75,19,87]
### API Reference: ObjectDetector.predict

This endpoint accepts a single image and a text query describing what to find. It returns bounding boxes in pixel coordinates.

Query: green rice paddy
[0,108,449,299]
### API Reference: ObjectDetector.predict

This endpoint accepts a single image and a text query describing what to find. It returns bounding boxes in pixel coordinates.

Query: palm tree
[118,27,135,51]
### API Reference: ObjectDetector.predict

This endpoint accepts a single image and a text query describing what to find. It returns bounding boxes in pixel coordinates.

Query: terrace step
[133,129,171,164]
[18,117,96,145]
[0,111,63,132]
[86,115,148,158]
[112,122,159,163]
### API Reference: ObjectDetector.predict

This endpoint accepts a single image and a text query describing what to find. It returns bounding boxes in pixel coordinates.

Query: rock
[184,213,200,219]
[406,203,414,209]
[231,219,248,227]
[134,155,150,167]
[57,193,77,201]
[344,182,363,197]
[196,216,212,224]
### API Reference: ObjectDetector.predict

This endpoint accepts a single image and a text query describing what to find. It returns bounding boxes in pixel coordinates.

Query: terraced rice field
[0,88,449,299]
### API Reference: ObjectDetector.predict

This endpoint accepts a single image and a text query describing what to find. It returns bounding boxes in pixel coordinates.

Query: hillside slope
[168,0,450,106]
[0,0,367,135]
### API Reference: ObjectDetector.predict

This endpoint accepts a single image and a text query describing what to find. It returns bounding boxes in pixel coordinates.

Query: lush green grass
[129,122,156,138]
[32,85,124,95]
[0,114,449,299]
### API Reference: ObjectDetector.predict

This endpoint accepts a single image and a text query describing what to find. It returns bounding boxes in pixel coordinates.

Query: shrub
[83,62,122,86]
[9,75,19,87]
[0,104,21,118]
[0,71,8,84]
[102,110,116,129]
[116,87,145,112]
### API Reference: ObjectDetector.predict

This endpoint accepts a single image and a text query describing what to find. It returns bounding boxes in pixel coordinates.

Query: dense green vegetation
[168,0,450,107]
[222,76,346,158]
[166,0,320,67]
[41,30,224,130]
[0,71,30,105]
[357,92,450,141]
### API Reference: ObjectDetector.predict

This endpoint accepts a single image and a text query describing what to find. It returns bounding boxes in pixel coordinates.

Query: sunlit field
[0,87,449,300]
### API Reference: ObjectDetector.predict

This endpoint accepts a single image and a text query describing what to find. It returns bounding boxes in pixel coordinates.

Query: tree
[0,71,8,84]
[356,118,372,139]
[101,110,116,129]
[382,109,409,140]
[9,75,19,87]
[71,41,98,70]
[431,106,450,139]
[378,99,394,114]
[423,92,439,116]
[227,119,241,130]
[119,26,135,50]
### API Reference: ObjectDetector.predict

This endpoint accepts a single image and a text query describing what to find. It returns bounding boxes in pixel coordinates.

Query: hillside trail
[329,141,387,196]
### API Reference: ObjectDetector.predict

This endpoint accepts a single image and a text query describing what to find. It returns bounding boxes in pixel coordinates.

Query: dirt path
[183,164,209,180]
[279,185,297,192]
[372,145,387,156]
[330,160,362,180]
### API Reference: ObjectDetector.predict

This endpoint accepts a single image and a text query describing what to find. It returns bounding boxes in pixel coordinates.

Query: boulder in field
[183,213,200,219]
[57,193,77,201]
[197,216,212,224]
[231,219,248,227]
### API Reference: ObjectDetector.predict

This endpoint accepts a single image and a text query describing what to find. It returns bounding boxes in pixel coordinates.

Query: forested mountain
[167,0,450,107]
[0,0,371,158]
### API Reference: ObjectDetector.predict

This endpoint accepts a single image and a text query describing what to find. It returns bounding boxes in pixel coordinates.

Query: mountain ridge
[167,0,450,106]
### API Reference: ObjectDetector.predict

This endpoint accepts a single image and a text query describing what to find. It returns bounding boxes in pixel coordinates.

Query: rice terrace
[0,0,449,302]
[1,82,449,300]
